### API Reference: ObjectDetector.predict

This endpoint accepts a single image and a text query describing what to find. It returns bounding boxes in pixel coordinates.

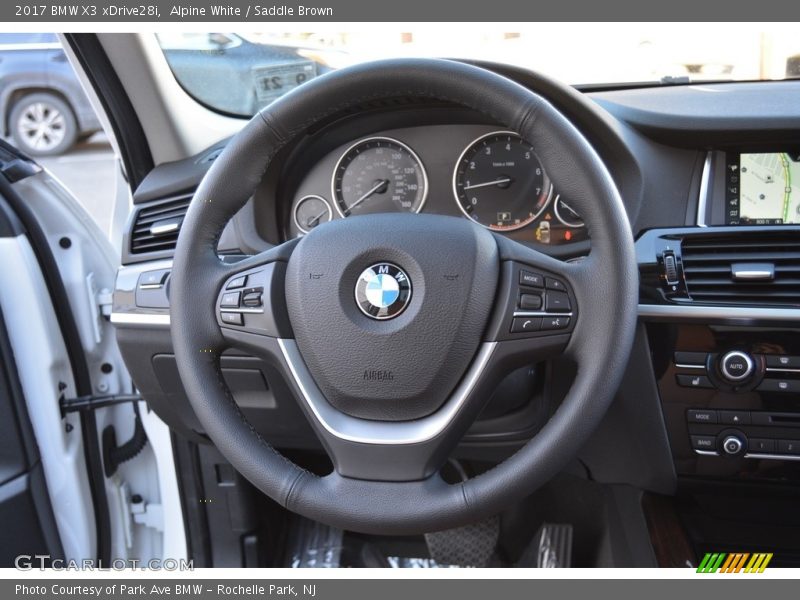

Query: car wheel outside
[9,92,79,156]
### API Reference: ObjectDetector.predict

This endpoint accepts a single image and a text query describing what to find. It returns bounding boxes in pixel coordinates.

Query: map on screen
[738,153,800,224]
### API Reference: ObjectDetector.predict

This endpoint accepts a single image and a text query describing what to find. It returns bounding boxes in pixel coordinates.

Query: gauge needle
[306,209,328,228]
[463,177,513,190]
[343,179,389,214]
[559,200,580,218]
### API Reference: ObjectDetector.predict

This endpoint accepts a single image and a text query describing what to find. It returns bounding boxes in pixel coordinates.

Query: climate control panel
[673,350,800,394]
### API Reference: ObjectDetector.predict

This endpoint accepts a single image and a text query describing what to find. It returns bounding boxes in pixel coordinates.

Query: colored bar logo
[696,552,773,573]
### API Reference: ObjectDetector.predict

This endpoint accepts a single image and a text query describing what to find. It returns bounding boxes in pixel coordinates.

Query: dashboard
[285,124,587,246]
[112,67,800,553]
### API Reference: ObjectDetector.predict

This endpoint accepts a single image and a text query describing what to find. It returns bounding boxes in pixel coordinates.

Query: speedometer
[332,137,427,217]
[453,131,550,231]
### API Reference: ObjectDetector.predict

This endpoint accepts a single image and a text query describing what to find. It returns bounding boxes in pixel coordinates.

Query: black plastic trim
[62,34,153,191]
[170,434,211,567]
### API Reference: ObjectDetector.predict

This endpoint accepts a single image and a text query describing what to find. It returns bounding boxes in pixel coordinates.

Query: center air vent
[130,194,191,254]
[682,235,800,307]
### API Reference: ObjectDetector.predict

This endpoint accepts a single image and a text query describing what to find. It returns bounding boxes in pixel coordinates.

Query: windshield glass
[157,24,799,117]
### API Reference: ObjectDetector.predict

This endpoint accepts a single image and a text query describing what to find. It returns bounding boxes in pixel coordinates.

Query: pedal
[516,522,573,568]
[424,515,499,567]
[285,517,344,568]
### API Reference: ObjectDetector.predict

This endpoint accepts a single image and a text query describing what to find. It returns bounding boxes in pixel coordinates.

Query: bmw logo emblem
[355,263,412,320]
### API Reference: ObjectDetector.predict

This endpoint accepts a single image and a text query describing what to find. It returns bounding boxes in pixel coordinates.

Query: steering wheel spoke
[479,239,585,363]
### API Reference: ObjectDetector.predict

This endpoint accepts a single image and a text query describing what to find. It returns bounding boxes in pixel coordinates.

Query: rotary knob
[719,351,754,383]
[721,435,745,456]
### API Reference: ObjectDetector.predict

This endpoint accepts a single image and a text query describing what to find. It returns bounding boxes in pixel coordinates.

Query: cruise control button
[690,435,716,451]
[676,374,714,389]
[749,438,775,453]
[519,293,543,310]
[519,270,544,288]
[687,409,717,424]
[777,439,800,455]
[226,275,247,290]
[541,316,570,330]
[545,291,571,312]
[719,410,751,426]
[545,277,567,292]
[511,317,542,333]
[220,291,240,308]
[241,289,263,308]
[765,355,800,369]
[220,312,243,326]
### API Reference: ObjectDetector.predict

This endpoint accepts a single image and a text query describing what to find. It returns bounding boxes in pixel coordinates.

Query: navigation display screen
[727,152,800,224]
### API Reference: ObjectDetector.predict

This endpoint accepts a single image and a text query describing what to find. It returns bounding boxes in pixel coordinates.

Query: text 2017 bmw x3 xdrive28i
[1,30,799,569]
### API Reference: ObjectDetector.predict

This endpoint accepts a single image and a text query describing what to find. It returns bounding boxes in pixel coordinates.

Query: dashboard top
[125,70,800,270]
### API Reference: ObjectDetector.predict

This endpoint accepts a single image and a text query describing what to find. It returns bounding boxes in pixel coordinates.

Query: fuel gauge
[293,195,333,234]
[554,195,584,228]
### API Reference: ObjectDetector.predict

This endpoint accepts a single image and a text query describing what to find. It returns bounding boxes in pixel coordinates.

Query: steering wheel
[170,59,637,535]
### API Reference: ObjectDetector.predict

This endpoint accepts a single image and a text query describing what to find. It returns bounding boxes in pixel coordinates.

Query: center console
[647,323,800,480]
[638,146,800,484]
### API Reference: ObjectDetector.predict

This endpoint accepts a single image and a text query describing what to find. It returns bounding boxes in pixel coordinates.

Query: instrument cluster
[286,124,589,246]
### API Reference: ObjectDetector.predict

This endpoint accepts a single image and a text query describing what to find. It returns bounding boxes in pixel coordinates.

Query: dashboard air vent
[130,194,191,254]
[682,234,800,307]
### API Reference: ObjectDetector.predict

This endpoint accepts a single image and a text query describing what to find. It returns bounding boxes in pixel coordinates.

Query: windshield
[157,24,800,117]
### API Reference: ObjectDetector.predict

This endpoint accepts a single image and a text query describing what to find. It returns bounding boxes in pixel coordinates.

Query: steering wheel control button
[687,409,718,424]
[541,316,570,330]
[719,350,754,382]
[545,277,567,291]
[220,291,241,308]
[691,435,717,451]
[355,263,412,320]
[544,291,571,312]
[719,410,751,426]
[216,263,291,338]
[511,317,542,333]
[676,374,714,389]
[519,270,544,287]
[721,435,745,456]
[519,293,543,310]
[241,288,264,308]
[226,275,247,290]
[220,312,243,326]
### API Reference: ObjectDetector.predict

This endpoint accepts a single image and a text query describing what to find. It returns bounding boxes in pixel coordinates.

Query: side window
[0,33,116,235]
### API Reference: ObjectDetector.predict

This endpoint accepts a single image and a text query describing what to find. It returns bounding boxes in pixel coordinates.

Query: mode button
[687,409,718,424]
[519,270,544,288]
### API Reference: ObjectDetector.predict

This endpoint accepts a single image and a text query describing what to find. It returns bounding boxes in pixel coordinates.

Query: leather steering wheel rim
[170,58,638,535]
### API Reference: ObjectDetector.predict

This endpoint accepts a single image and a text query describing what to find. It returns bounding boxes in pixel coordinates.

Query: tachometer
[453,131,550,231]
[332,137,427,217]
